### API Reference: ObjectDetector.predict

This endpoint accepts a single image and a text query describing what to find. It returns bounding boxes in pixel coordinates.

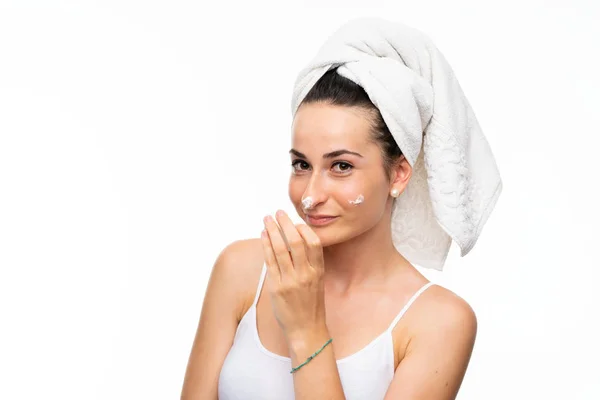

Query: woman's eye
[333,162,353,173]
[291,160,310,172]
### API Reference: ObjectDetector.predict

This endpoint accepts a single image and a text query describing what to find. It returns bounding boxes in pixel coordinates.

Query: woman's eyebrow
[289,149,364,159]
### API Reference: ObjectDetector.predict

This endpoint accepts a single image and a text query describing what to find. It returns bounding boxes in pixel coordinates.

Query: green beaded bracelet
[290,338,333,374]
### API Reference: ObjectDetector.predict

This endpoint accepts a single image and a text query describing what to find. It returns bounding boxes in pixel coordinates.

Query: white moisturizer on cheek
[348,194,364,205]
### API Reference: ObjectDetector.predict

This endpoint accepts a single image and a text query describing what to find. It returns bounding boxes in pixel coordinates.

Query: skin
[181,102,477,400]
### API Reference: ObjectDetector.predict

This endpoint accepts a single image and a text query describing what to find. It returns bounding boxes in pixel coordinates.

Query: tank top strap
[251,263,268,307]
[386,281,435,332]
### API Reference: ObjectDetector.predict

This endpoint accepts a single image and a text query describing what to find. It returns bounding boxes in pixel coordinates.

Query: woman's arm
[287,325,346,399]
[180,239,262,399]
[384,291,478,400]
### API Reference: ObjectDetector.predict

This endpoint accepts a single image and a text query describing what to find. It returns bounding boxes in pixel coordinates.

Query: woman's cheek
[288,182,303,210]
[347,193,364,205]
[338,182,367,208]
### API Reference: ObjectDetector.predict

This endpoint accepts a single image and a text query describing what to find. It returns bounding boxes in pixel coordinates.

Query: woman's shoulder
[212,237,266,320]
[217,237,265,267]
[407,282,478,345]
[426,284,476,322]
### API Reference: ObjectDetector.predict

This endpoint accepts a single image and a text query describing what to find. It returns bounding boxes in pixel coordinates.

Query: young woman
[181,18,502,400]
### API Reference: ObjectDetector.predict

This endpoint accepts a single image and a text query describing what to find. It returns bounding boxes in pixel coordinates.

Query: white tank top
[218,264,435,400]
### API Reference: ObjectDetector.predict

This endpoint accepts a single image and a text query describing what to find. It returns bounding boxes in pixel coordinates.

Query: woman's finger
[275,210,309,272]
[260,228,281,284]
[263,215,294,279]
[296,224,324,273]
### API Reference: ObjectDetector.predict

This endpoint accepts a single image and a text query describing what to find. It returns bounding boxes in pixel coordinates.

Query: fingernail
[276,210,285,217]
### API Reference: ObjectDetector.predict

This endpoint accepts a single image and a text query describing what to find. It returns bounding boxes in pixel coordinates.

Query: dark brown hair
[299,67,403,180]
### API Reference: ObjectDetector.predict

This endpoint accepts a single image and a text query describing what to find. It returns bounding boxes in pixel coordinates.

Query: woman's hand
[261,210,327,343]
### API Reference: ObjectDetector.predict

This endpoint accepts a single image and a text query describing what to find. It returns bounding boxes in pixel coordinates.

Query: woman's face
[289,102,401,247]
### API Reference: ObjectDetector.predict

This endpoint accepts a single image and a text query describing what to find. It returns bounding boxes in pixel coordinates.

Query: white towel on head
[290,17,503,271]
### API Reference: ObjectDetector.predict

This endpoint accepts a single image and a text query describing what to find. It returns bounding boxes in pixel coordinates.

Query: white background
[1,1,598,399]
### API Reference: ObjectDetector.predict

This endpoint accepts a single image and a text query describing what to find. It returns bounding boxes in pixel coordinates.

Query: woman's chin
[313,223,370,249]
[312,228,345,248]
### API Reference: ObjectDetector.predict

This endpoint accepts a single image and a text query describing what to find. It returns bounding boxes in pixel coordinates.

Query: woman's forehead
[291,103,372,148]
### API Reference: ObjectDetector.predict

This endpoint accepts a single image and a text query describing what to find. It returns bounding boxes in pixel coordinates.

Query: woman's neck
[322,220,410,294]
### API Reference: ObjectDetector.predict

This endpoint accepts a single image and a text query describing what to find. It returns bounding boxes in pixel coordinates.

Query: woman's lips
[306,215,338,226]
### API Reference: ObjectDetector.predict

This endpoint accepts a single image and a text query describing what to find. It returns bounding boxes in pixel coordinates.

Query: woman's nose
[301,172,328,211]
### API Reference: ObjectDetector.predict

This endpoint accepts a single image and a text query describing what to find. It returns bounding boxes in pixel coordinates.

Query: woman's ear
[390,155,412,193]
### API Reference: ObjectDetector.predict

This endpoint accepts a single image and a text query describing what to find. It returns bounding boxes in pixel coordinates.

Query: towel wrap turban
[291,17,503,271]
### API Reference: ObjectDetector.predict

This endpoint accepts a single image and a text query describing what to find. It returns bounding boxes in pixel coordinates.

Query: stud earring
[390,188,400,198]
